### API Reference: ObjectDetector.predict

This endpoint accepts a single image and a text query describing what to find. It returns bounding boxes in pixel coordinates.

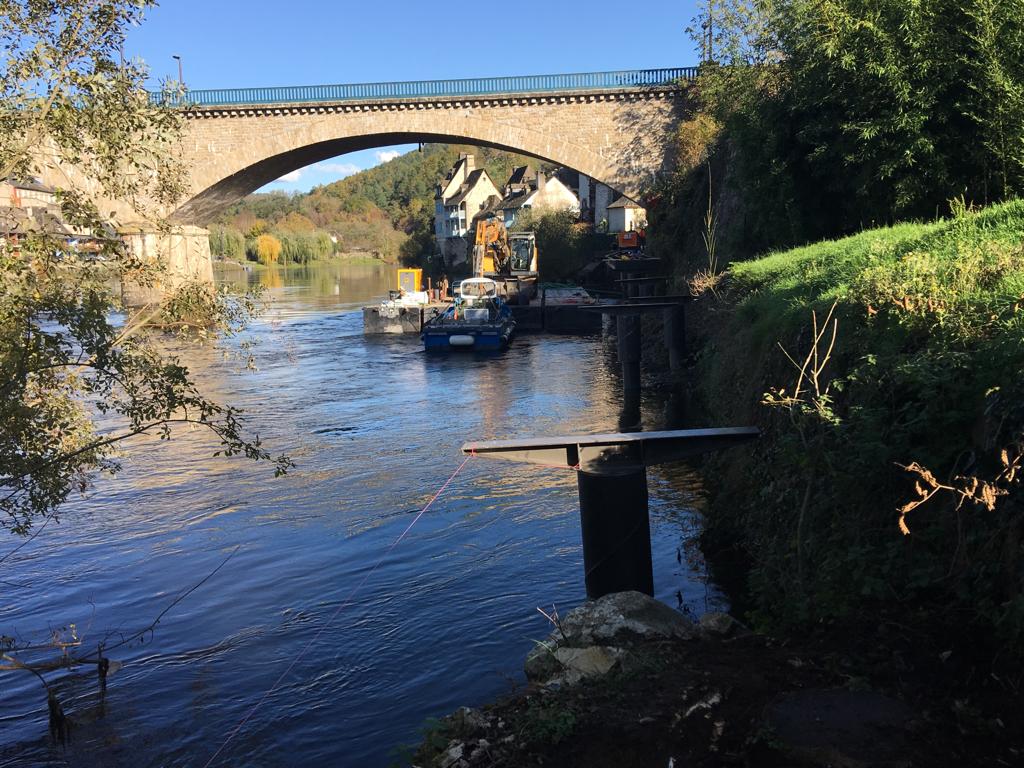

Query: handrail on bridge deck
[149,67,698,108]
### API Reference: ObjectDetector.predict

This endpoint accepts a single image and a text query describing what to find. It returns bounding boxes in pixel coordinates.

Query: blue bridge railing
[151,68,696,107]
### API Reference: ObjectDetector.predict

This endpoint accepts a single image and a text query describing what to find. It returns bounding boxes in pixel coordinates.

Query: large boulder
[524,642,563,682]
[558,591,695,647]
[698,611,749,638]
[524,591,694,685]
[525,642,625,685]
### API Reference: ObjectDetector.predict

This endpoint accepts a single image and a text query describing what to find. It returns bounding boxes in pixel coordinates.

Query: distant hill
[210,144,543,265]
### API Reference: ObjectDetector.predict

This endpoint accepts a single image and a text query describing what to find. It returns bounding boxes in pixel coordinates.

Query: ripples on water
[0,262,725,767]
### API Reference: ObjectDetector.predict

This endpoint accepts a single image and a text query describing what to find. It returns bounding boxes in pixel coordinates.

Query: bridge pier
[120,225,214,307]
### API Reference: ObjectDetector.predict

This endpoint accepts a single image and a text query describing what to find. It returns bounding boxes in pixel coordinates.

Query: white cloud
[375,150,401,164]
[277,169,302,183]
[315,161,362,176]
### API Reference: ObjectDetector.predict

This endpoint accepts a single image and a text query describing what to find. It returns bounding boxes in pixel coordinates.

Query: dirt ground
[409,630,1022,768]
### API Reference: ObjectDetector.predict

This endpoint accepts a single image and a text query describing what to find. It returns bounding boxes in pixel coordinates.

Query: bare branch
[2,547,240,675]
[79,545,241,659]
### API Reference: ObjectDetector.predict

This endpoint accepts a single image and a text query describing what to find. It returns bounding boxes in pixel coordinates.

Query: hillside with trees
[210,144,544,266]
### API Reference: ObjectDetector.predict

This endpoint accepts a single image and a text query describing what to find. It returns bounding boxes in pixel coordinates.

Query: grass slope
[700,200,1024,671]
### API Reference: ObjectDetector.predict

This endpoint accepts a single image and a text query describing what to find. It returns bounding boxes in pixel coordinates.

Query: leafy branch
[897,444,1022,536]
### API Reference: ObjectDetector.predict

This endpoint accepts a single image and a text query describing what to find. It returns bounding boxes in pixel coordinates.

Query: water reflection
[1,261,725,767]
[217,260,396,312]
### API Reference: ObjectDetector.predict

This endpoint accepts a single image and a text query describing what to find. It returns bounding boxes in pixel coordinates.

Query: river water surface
[1,261,724,767]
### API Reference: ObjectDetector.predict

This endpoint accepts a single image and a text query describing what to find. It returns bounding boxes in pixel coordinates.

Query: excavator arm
[472,217,512,276]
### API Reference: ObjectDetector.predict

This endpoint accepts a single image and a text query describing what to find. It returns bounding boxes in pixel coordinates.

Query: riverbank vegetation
[653,0,1024,273]
[210,144,541,266]
[647,0,1024,730]
[699,200,1024,665]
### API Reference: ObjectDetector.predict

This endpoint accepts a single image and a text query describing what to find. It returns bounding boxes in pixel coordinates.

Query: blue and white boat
[422,277,516,351]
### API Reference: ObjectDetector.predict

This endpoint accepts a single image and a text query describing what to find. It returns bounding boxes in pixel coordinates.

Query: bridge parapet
[152,67,696,108]
[181,88,680,121]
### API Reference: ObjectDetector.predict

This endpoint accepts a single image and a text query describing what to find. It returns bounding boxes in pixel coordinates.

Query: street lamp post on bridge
[172,54,183,87]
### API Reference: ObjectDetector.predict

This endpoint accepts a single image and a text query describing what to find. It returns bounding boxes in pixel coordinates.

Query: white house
[607,195,647,233]
[495,166,580,228]
[434,154,501,265]
[562,173,613,227]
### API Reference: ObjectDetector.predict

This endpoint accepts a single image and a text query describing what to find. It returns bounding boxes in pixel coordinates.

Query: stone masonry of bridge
[173,86,690,224]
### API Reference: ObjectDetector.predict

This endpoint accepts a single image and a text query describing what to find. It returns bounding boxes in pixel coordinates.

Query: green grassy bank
[698,200,1024,671]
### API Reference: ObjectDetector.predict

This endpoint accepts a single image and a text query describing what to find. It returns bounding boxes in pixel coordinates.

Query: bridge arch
[172,89,688,224]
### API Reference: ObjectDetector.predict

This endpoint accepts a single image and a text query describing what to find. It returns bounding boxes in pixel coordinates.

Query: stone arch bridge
[43,69,695,298]
[172,68,695,224]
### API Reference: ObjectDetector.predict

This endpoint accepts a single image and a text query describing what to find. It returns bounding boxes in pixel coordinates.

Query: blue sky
[128,0,702,192]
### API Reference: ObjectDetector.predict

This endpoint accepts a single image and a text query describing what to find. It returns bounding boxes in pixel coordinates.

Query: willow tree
[0,0,291,538]
[254,232,282,264]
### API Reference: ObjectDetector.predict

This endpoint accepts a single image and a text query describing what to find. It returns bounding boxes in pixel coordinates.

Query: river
[0,261,725,767]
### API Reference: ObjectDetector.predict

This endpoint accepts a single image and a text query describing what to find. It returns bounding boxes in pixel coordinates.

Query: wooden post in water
[589,301,686,400]
[663,300,688,426]
[616,313,642,395]
[663,302,686,374]
[619,387,642,432]
[577,467,653,596]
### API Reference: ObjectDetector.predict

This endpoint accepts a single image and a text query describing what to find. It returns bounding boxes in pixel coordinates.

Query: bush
[513,209,592,281]
[248,233,282,265]
[276,231,333,264]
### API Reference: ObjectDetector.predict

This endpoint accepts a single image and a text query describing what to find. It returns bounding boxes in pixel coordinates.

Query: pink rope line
[202,453,475,768]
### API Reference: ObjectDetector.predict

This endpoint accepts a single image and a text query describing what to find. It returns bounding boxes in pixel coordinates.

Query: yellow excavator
[471,216,539,304]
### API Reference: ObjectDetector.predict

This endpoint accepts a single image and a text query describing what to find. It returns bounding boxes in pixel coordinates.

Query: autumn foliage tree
[253,233,282,264]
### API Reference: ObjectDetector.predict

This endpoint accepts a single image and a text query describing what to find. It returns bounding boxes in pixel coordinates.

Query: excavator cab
[473,217,538,276]
[508,232,538,273]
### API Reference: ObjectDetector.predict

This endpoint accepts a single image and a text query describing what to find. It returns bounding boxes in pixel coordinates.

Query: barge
[421,277,515,351]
